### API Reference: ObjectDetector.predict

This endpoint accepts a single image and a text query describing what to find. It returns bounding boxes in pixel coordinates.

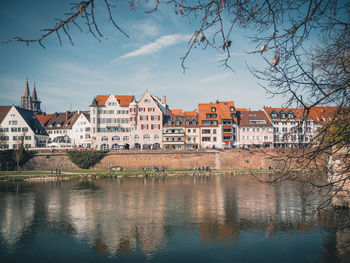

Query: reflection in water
[0,175,349,262]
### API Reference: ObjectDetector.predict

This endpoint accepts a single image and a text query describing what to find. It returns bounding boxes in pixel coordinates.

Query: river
[0,175,349,262]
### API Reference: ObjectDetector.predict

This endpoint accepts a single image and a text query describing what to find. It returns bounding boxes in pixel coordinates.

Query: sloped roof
[308,106,339,124]
[198,101,235,125]
[163,114,199,127]
[263,107,308,122]
[171,109,183,115]
[43,111,79,130]
[184,110,198,116]
[95,95,134,107]
[15,107,48,136]
[238,110,272,127]
[35,113,54,126]
[0,106,11,124]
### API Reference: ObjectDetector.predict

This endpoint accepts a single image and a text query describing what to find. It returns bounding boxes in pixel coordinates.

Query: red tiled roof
[184,110,198,116]
[35,113,54,125]
[171,109,183,115]
[239,110,272,127]
[198,101,235,125]
[0,106,11,124]
[96,95,134,107]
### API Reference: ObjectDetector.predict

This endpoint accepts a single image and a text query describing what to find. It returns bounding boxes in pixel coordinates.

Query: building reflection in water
[0,175,348,262]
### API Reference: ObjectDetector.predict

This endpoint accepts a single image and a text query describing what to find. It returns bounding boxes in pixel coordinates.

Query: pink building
[238,110,273,148]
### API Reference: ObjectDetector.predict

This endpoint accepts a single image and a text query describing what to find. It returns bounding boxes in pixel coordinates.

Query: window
[206,113,211,118]
[101,136,108,141]
[202,120,211,126]
[13,136,17,140]
[202,129,210,134]
[9,120,17,125]
[185,120,189,125]
[211,107,216,112]
[223,128,232,133]
[154,134,159,139]
[193,129,196,132]
[141,124,148,130]
[100,144,109,150]
[140,115,147,120]
[187,129,191,133]
[249,120,267,124]
[213,137,217,141]
[202,137,210,141]
[123,136,129,141]
[213,129,217,134]
[25,136,31,140]
[144,99,149,103]
[143,134,150,139]
[134,134,139,139]
[192,121,197,125]
[11,127,17,132]
[212,120,218,125]
[152,124,158,129]
[175,120,180,125]
[212,113,217,118]
[230,106,235,112]
[168,120,172,125]
[112,136,120,141]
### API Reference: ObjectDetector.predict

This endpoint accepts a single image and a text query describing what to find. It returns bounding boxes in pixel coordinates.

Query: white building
[70,111,92,148]
[0,106,48,149]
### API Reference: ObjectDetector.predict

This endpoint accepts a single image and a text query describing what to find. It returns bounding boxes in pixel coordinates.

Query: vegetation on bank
[66,150,108,169]
[0,149,35,171]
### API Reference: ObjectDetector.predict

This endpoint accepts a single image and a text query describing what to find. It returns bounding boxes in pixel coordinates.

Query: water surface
[0,175,349,262]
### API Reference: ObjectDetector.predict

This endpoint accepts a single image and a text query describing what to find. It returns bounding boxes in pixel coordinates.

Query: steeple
[31,82,42,113]
[23,78,30,97]
[31,83,38,101]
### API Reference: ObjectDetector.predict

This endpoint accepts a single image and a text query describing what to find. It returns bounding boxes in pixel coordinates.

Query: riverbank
[0,168,280,182]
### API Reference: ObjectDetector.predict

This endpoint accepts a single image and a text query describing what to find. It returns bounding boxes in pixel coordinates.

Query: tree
[3,0,350,208]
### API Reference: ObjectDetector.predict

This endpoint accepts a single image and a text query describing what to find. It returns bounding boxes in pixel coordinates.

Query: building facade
[237,110,273,148]
[0,106,48,149]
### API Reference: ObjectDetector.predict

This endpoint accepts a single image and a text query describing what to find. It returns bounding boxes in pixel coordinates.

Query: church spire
[23,78,30,97]
[32,82,38,100]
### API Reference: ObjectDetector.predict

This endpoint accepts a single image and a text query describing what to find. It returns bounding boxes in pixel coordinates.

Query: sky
[0,0,287,113]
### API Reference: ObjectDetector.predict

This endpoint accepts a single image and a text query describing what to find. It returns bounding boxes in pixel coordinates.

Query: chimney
[163,96,166,105]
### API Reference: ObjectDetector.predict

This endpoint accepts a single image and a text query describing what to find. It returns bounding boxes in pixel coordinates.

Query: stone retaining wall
[23,148,326,171]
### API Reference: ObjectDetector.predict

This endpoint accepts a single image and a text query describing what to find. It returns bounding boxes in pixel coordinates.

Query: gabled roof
[238,110,273,127]
[95,95,134,107]
[198,101,235,125]
[263,107,309,122]
[308,106,339,124]
[35,113,54,126]
[43,111,79,130]
[15,107,48,136]
[0,106,11,124]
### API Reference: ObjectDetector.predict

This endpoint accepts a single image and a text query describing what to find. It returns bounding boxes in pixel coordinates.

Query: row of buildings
[0,80,338,150]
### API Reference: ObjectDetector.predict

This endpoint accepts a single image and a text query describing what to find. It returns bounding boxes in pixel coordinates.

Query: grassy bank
[0,168,277,182]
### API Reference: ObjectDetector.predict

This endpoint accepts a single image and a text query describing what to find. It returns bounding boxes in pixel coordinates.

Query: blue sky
[0,0,286,113]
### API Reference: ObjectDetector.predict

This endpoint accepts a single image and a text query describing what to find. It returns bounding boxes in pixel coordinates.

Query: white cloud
[115,34,191,60]
[132,20,160,38]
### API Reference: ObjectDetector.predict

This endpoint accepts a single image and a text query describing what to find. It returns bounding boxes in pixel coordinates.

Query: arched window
[168,120,172,125]
[153,143,160,150]
[112,136,120,141]
[123,136,129,141]
[175,120,180,125]
[101,136,108,141]
[134,134,139,139]
[185,120,189,125]
[100,144,109,150]
[271,111,277,119]
[134,143,141,150]
[154,134,159,139]
[111,144,119,150]
[279,111,286,119]
[143,134,150,139]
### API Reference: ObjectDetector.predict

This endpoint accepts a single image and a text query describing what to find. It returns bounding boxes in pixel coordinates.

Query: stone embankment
[23,148,327,171]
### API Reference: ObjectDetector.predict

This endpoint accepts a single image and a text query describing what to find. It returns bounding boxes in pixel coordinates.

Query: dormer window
[211,107,216,112]
[230,106,235,112]
[271,112,277,119]
[288,111,294,119]
[185,120,189,125]
[168,120,172,125]
[279,111,286,119]
[192,120,197,125]
[212,113,217,118]
[175,120,180,125]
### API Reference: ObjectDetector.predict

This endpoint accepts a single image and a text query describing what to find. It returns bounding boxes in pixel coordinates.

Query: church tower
[31,83,42,113]
[20,78,33,111]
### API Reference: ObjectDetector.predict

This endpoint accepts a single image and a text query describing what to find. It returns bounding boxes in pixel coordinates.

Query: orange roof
[171,109,183,116]
[263,107,307,122]
[35,113,54,125]
[198,101,235,125]
[96,95,134,107]
[184,110,198,116]
[308,106,339,124]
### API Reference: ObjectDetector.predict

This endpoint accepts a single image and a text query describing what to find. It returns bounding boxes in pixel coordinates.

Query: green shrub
[66,150,108,169]
[0,149,35,171]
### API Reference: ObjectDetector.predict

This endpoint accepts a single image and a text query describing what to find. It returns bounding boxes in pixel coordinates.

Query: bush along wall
[66,150,109,169]
[0,149,36,171]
